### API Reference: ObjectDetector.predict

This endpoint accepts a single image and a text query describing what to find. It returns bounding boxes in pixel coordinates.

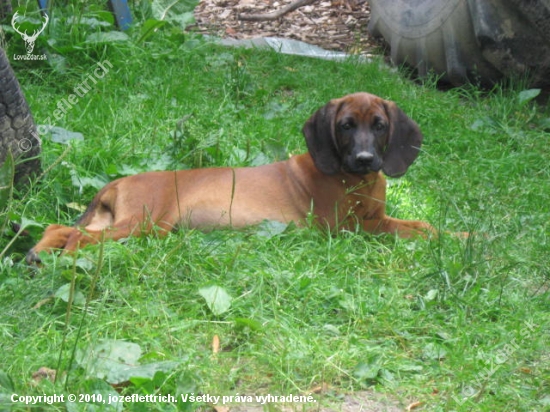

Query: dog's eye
[373,121,387,132]
[340,121,354,131]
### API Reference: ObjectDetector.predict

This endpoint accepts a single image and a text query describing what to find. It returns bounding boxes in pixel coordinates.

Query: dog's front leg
[362,216,436,238]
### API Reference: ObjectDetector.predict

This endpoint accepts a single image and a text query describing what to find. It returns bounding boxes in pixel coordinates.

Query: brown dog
[26,92,435,264]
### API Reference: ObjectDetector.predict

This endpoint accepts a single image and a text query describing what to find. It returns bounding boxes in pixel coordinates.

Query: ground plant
[0,2,549,411]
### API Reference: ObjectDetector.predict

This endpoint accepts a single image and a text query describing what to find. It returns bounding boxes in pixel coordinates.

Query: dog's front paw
[25,248,42,266]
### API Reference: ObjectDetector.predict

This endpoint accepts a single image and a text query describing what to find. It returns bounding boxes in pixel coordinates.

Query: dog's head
[302,92,423,177]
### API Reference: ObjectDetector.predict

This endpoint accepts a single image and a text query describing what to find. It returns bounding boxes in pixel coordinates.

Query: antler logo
[11,11,49,54]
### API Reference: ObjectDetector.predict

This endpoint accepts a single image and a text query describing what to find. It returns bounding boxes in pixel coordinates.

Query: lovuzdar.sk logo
[11,10,49,61]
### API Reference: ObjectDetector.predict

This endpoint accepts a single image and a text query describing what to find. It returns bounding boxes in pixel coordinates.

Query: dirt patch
[191,0,381,56]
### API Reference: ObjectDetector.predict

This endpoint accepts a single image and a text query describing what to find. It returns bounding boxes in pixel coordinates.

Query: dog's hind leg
[25,224,81,264]
[26,222,139,264]
[63,219,167,252]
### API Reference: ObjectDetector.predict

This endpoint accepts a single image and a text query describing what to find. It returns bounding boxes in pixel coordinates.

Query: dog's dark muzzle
[344,151,382,175]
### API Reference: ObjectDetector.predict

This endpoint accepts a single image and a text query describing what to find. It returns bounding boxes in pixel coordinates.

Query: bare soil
[191,0,382,56]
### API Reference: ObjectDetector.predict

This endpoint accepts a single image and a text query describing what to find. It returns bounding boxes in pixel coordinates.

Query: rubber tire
[367,0,550,87]
[0,48,41,186]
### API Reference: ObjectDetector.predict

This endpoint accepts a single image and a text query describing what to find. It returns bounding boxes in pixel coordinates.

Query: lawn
[1,2,549,411]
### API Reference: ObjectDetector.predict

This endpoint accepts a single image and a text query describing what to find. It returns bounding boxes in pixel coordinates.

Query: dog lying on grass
[27,92,435,264]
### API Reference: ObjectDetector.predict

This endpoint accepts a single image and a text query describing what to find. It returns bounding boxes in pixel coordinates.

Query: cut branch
[238,0,319,21]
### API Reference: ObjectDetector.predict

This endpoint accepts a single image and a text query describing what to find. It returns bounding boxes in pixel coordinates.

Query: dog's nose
[355,151,374,165]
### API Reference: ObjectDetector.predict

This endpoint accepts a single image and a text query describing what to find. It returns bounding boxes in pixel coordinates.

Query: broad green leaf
[85,31,129,44]
[177,373,199,412]
[0,370,14,391]
[166,12,194,28]
[469,116,497,133]
[111,361,179,383]
[229,147,247,164]
[152,0,199,24]
[322,324,341,336]
[398,363,424,372]
[379,368,395,383]
[77,340,141,383]
[66,16,113,28]
[250,152,271,166]
[49,126,84,144]
[76,340,180,384]
[117,164,143,176]
[518,88,541,106]
[18,217,41,231]
[70,171,108,190]
[138,19,167,43]
[353,360,380,381]
[422,342,447,360]
[234,317,263,331]
[92,10,116,25]
[255,220,288,239]
[199,285,232,315]
[0,370,15,407]
[46,53,68,74]
[538,117,550,130]
[263,100,290,120]
[54,283,86,306]
[424,289,438,301]
[66,378,122,412]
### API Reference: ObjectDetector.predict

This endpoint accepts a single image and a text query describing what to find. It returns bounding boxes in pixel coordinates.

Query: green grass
[1,4,549,411]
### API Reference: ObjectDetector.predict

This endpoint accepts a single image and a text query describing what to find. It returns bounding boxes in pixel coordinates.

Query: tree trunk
[0,0,12,21]
[0,47,41,186]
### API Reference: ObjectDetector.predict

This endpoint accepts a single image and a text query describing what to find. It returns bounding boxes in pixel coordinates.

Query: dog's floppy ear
[302,100,342,175]
[382,101,424,178]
